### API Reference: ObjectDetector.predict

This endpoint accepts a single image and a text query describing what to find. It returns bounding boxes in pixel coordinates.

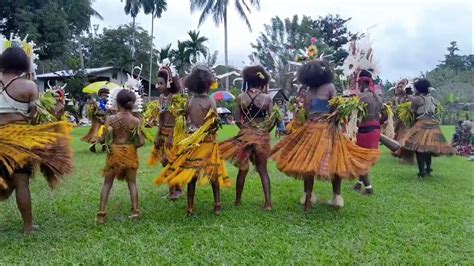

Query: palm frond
[235,0,252,31]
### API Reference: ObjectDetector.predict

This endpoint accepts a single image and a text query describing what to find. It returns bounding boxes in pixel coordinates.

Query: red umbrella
[211,91,235,102]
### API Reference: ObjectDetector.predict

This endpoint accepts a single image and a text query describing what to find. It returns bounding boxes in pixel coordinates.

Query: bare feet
[168,189,183,201]
[234,200,241,206]
[213,204,222,215]
[362,188,373,196]
[186,208,194,217]
[263,203,273,211]
[130,209,140,222]
[353,182,363,193]
[96,212,106,225]
[327,194,344,209]
[300,192,317,205]
[23,223,39,236]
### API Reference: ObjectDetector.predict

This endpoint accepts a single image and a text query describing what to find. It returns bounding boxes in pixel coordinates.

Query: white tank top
[0,76,30,116]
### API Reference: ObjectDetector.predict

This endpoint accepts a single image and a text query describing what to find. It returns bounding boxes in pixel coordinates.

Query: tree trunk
[148,14,154,101]
[224,9,229,91]
[131,16,136,71]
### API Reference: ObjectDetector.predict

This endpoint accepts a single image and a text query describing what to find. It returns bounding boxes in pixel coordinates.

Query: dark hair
[297,60,333,89]
[242,65,270,89]
[158,69,181,93]
[357,69,372,90]
[414,79,431,94]
[184,67,214,94]
[116,89,136,110]
[98,88,109,96]
[405,87,413,95]
[0,47,30,74]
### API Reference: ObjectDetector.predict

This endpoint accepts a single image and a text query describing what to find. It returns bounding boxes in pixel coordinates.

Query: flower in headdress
[211,81,219,90]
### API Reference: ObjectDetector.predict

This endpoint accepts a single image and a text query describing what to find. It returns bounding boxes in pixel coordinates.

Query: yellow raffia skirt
[0,122,73,200]
[285,119,304,134]
[154,135,231,188]
[402,119,454,156]
[271,120,381,180]
[219,128,270,171]
[148,126,176,166]
[102,144,139,181]
[81,120,105,144]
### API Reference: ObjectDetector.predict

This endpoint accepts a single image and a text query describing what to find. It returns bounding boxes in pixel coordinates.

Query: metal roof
[36,66,115,79]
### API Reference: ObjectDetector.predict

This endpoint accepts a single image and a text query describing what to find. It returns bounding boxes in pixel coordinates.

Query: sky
[91,0,473,81]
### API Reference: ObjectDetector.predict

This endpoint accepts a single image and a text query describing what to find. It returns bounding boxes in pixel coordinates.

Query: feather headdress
[108,65,144,112]
[0,34,39,78]
[158,58,178,88]
[342,36,379,77]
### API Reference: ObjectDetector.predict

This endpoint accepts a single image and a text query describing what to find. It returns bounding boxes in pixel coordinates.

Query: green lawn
[0,126,473,264]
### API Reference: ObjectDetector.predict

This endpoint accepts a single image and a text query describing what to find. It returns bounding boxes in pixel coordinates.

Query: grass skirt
[102,144,138,181]
[0,122,73,200]
[285,119,304,134]
[81,120,105,144]
[402,119,454,156]
[219,128,270,171]
[154,136,231,188]
[271,120,381,180]
[148,126,176,166]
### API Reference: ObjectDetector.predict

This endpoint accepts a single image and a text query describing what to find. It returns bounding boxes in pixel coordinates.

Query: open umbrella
[82,81,120,94]
[211,91,235,102]
[216,107,231,114]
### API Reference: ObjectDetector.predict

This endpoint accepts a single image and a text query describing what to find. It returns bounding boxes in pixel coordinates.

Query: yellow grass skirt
[219,128,270,171]
[102,144,139,181]
[148,126,176,166]
[0,122,73,200]
[154,136,231,188]
[271,120,381,180]
[402,119,454,155]
[285,119,304,134]
[81,120,105,144]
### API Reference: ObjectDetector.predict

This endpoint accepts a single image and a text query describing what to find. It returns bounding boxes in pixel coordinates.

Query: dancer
[97,89,144,224]
[154,66,231,215]
[401,79,454,177]
[272,60,380,211]
[286,87,306,134]
[148,59,183,200]
[0,42,72,235]
[352,70,387,195]
[220,66,278,210]
[392,80,415,164]
[81,88,109,152]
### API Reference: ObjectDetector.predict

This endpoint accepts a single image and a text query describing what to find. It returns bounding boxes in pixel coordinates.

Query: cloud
[91,0,473,81]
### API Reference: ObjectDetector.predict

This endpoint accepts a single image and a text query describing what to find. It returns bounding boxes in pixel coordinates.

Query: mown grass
[0,126,473,264]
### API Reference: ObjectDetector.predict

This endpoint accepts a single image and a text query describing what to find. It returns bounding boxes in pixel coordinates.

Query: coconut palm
[158,44,173,62]
[142,0,168,98]
[190,0,261,89]
[184,30,209,63]
[171,41,192,75]
[122,0,143,61]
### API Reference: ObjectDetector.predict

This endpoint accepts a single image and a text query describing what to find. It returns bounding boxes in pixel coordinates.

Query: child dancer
[81,88,109,152]
[148,59,183,200]
[352,70,387,195]
[272,60,380,211]
[97,89,144,224]
[154,66,231,215]
[220,66,275,210]
[0,44,73,235]
[400,79,454,177]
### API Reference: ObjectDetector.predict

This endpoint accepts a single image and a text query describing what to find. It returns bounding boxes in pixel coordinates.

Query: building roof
[36,67,115,79]
[268,89,289,101]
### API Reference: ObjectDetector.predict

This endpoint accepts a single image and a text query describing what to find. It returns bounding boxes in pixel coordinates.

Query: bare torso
[159,93,176,127]
[188,95,216,128]
[359,90,383,124]
[106,112,142,146]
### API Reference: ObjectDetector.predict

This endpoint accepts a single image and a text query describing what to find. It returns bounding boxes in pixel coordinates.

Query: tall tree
[0,0,102,60]
[123,0,143,62]
[251,14,352,94]
[184,30,209,63]
[190,0,261,89]
[170,41,192,75]
[142,0,168,99]
[157,44,173,62]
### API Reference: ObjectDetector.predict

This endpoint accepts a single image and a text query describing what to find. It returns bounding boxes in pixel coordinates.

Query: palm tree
[122,0,143,62]
[184,30,209,63]
[190,0,261,89]
[142,0,168,99]
[171,41,192,75]
[158,44,173,62]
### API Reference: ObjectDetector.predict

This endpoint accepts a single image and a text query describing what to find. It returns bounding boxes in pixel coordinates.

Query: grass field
[1,125,473,264]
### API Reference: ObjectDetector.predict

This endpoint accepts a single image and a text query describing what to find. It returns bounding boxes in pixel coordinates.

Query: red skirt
[356,121,381,149]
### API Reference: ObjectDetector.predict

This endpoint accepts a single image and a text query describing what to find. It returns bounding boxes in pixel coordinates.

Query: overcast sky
[91,0,473,81]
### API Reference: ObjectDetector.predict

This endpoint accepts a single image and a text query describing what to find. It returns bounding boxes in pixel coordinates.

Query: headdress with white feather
[158,58,178,88]
[108,65,144,112]
[342,36,379,78]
